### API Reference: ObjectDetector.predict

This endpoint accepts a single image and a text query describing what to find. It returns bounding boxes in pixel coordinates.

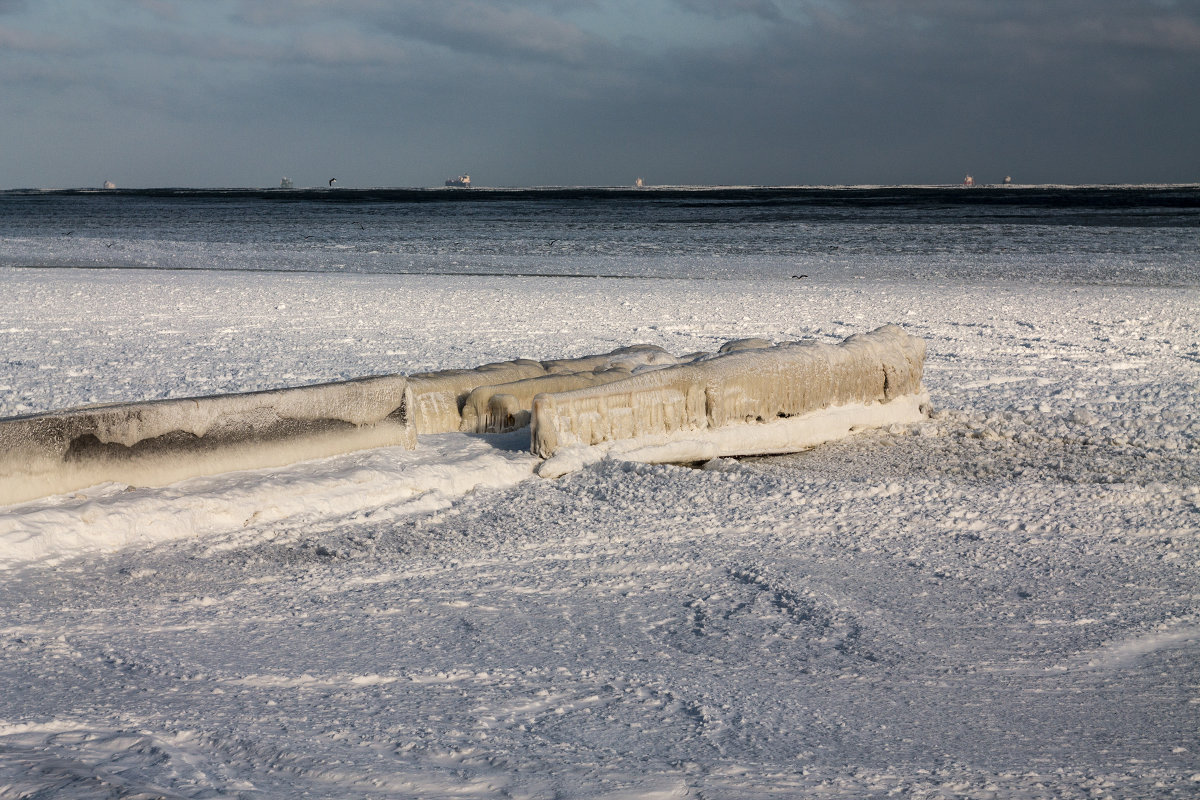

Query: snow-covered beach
[2,187,1199,798]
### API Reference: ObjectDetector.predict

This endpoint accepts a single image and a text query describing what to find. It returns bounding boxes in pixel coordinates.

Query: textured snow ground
[1,267,1199,798]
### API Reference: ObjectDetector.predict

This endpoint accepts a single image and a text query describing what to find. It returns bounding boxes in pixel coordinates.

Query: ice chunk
[531,325,926,459]
[0,375,415,506]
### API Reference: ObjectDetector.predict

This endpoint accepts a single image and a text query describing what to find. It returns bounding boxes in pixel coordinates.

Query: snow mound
[0,433,537,568]
[0,375,416,506]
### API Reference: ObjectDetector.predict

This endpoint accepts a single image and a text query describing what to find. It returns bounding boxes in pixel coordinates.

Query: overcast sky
[2,0,1198,188]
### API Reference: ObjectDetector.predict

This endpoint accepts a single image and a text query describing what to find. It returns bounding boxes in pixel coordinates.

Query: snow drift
[0,375,415,506]
[531,325,929,472]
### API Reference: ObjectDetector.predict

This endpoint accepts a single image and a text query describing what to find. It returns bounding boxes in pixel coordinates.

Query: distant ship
[279,177,294,189]
[103,180,116,189]
[445,174,471,188]
[1003,176,1013,185]
[963,175,975,187]
[635,177,645,188]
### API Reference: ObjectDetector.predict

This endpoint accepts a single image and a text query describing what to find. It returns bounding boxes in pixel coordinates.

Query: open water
[1,185,1197,285]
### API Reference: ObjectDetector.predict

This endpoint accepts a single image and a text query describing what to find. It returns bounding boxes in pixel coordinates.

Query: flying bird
[329,178,337,187]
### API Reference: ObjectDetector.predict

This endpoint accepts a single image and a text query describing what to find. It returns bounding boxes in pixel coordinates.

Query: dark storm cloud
[1,0,1197,186]
[619,0,1200,183]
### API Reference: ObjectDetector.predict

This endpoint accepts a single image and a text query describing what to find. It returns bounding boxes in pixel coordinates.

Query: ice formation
[0,375,415,506]
[0,330,927,504]
[717,337,773,354]
[461,369,636,434]
[531,325,928,463]
[408,345,680,434]
[536,393,930,478]
[407,360,546,434]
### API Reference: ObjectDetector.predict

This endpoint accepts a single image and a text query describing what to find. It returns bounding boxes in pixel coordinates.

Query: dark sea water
[1,186,1197,285]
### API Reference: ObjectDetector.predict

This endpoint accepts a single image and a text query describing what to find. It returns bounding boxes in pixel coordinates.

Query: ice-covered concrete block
[537,392,931,478]
[530,325,927,460]
[408,345,685,434]
[0,375,415,506]
[460,368,636,434]
[407,360,547,434]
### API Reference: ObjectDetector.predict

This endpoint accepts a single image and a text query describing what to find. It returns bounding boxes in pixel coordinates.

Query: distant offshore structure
[445,174,471,188]
[962,174,1013,187]
[635,177,645,188]
[103,180,116,189]
[279,177,294,189]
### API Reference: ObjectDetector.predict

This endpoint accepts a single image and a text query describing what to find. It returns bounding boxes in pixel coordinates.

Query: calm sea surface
[1,186,1197,285]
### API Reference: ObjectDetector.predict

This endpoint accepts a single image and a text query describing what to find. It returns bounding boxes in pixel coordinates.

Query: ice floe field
[1,188,1199,798]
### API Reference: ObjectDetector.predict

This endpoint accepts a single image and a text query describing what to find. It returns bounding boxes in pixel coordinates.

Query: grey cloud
[805,0,1200,54]
[4,0,1198,186]
[232,0,603,64]
[672,0,784,22]
[368,1,601,66]
[131,0,183,22]
[230,0,343,28]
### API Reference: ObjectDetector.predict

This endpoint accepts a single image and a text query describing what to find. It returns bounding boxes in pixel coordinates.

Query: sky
[2,0,1198,188]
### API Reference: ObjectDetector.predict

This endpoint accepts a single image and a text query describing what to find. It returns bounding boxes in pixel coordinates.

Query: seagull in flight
[328,178,337,187]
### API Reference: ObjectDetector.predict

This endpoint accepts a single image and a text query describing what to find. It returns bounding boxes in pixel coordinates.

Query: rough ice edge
[537,392,931,478]
[0,375,416,507]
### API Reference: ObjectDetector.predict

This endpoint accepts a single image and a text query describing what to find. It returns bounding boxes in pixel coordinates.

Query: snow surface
[2,267,1199,798]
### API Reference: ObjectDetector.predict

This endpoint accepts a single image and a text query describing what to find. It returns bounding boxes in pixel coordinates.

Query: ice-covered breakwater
[0,376,415,506]
[0,326,927,505]
[532,325,929,475]
[409,344,681,435]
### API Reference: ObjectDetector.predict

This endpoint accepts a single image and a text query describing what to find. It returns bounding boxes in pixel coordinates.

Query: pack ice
[0,326,927,505]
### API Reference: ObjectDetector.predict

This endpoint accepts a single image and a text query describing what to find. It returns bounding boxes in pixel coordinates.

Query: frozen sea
[1,186,1199,798]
